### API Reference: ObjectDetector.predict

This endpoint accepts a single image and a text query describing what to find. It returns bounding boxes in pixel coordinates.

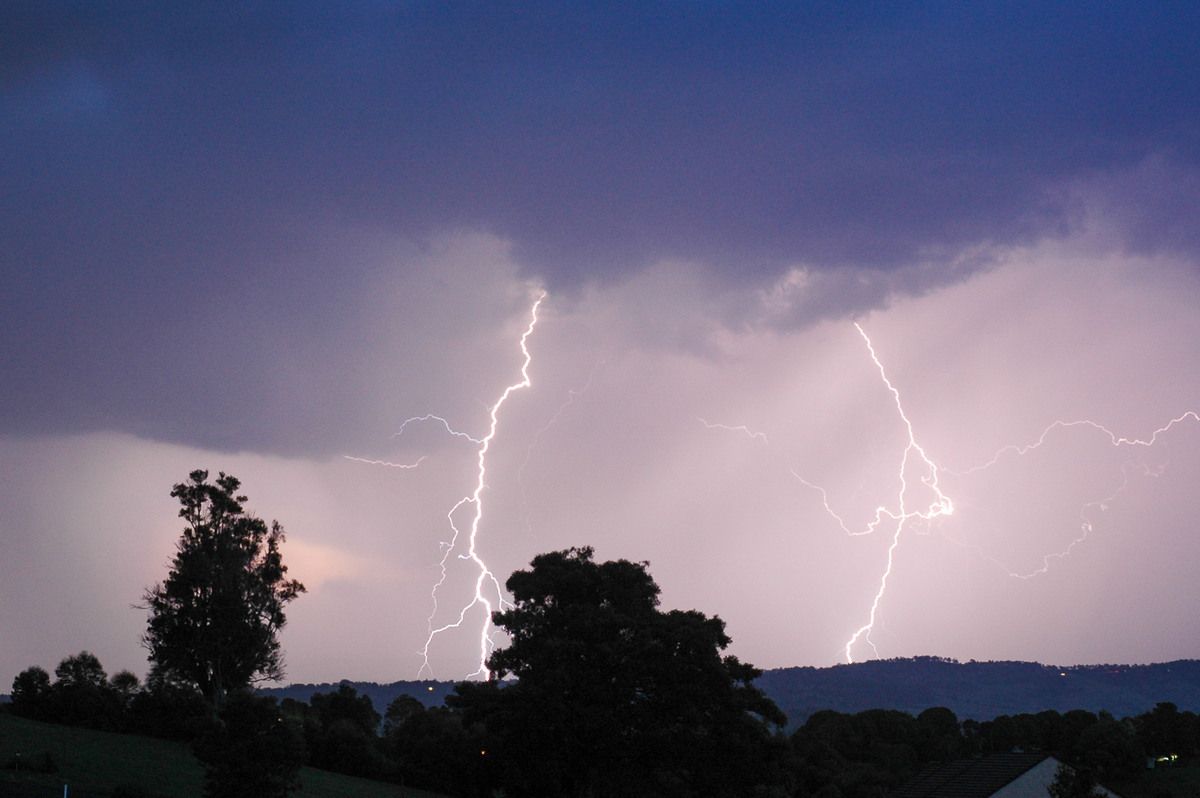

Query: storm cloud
[3,2,1199,684]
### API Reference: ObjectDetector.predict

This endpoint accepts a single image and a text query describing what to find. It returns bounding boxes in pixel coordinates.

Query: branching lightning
[830,324,954,661]
[702,324,953,662]
[698,419,771,446]
[346,292,559,678]
[349,293,1195,676]
[394,414,485,444]
[952,412,1200,580]
[703,323,1198,665]
[343,455,427,469]
[960,413,1200,473]
[416,291,546,679]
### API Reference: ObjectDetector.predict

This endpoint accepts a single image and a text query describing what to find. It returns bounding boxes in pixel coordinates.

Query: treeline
[791,702,1193,796]
[6,653,478,794]
[8,650,1200,797]
[8,652,205,739]
[5,653,487,795]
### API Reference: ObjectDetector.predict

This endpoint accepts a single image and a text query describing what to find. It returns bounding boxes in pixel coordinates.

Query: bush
[4,750,58,773]
[111,784,172,798]
[192,692,304,798]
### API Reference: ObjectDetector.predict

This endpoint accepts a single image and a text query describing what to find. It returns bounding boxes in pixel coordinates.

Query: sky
[4,1,1200,688]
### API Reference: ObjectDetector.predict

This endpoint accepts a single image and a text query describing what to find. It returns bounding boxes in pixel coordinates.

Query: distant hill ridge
[260,657,1200,728]
[755,656,1200,725]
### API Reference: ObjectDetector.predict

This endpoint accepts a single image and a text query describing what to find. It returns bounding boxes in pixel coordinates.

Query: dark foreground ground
[4,709,1200,797]
[0,713,446,798]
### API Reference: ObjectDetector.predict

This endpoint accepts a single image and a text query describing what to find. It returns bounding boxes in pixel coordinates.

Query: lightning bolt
[698,419,771,446]
[342,455,427,469]
[960,413,1200,472]
[833,323,954,661]
[418,291,546,679]
[393,414,485,444]
[703,324,953,662]
[951,411,1200,579]
[705,322,1199,665]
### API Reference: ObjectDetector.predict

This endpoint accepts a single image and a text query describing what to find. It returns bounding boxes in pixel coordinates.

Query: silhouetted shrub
[111,784,172,798]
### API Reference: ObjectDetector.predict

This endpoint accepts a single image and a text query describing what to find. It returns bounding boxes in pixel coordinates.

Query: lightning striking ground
[703,324,954,662]
[833,324,954,661]
[417,292,546,679]
[704,323,1198,665]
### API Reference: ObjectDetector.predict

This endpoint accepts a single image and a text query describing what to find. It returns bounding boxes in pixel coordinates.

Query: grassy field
[0,713,447,798]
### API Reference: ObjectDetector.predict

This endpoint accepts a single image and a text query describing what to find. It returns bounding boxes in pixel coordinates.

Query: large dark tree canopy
[454,547,789,798]
[142,470,305,712]
[489,547,664,682]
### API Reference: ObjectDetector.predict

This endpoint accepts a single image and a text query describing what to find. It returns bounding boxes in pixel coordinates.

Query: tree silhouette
[305,684,387,779]
[141,470,304,714]
[192,692,304,798]
[451,546,789,797]
[1047,763,1103,798]
[51,650,119,728]
[9,666,52,720]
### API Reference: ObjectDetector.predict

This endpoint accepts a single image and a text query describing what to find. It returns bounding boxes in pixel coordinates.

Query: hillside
[264,658,1200,728]
[759,657,1200,724]
[0,713,447,798]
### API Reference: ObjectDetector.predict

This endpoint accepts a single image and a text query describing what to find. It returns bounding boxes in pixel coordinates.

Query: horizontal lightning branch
[342,455,427,469]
